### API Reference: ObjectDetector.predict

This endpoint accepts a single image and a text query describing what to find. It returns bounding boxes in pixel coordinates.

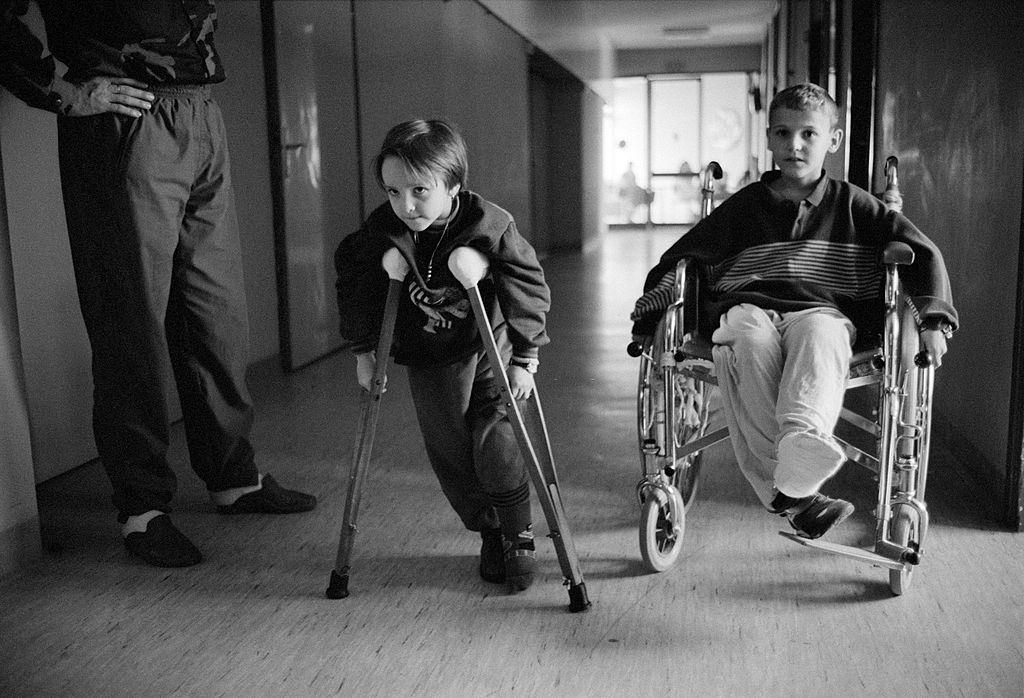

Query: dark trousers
[406,329,530,533]
[57,85,258,521]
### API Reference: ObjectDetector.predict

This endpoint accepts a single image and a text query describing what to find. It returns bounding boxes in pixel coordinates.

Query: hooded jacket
[335,190,550,367]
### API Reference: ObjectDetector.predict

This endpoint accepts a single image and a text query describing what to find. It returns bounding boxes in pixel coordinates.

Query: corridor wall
[353,0,532,238]
[0,149,40,576]
[874,0,1024,523]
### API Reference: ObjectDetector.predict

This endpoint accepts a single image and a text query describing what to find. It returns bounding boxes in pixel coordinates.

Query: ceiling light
[662,26,711,36]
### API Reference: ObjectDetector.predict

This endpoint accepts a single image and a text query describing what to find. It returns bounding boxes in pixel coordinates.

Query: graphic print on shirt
[408,277,470,333]
[712,240,881,300]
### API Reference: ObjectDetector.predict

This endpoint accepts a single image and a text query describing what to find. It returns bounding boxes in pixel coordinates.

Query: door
[266,0,363,370]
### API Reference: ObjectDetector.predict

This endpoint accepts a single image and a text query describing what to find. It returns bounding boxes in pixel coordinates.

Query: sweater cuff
[350,338,377,355]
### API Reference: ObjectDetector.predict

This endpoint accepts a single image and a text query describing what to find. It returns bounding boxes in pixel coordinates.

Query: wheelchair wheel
[888,505,920,595]
[639,486,686,572]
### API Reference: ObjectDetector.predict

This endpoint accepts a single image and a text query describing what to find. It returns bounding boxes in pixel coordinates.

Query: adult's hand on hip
[64,77,155,117]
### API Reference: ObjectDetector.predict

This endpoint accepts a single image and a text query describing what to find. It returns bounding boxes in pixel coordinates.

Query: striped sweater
[631,171,957,337]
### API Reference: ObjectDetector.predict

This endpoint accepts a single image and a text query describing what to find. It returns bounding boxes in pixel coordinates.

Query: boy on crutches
[334,119,570,598]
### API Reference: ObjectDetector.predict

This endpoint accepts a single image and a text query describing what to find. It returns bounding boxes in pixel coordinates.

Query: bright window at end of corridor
[606,72,758,227]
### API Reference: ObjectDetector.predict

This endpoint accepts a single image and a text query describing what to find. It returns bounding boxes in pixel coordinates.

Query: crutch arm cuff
[448,246,489,288]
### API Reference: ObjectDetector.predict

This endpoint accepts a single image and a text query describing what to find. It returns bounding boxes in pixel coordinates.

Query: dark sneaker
[216,474,316,515]
[123,514,203,567]
[768,490,809,515]
[785,493,854,539]
[504,539,536,592]
[479,528,506,583]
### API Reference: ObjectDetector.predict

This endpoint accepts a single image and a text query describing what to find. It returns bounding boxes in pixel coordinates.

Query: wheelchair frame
[628,158,936,595]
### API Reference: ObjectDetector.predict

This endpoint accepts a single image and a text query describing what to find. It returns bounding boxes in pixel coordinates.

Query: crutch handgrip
[448,246,488,289]
[382,247,410,281]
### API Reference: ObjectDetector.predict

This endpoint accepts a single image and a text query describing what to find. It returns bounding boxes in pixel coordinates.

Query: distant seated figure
[618,162,653,224]
[630,83,957,540]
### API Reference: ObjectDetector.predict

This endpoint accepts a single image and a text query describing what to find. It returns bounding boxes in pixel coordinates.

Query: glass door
[605,72,755,227]
[649,77,702,225]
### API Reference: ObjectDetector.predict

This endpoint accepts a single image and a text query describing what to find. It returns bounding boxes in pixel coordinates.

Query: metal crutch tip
[325,570,350,599]
[567,582,592,613]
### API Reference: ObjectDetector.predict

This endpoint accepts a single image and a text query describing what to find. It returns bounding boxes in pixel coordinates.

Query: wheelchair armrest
[672,257,696,302]
[882,241,915,266]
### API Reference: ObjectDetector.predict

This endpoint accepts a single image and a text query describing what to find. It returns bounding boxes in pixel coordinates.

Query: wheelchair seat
[676,332,880,376]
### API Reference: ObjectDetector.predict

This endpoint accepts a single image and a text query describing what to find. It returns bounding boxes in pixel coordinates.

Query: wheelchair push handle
[626,341,644,357]
[448,246,488,288]
[701,161,723,190]
[700,161,723,218]
[382,247,411,281]
[882,156,903,213]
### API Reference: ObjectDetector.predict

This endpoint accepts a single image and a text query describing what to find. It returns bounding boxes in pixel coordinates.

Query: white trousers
[710,304,855,507]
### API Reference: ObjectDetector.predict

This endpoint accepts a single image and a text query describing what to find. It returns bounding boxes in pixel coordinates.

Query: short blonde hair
[769,83,839,128]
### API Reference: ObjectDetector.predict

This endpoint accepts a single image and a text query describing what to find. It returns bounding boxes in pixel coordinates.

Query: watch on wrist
[509,358,538,374]
[923,317,954,339]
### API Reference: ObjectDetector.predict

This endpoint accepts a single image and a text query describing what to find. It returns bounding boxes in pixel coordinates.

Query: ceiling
[477,0,778,52]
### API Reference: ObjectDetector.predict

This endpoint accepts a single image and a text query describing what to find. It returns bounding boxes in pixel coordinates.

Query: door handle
[283,142,306,178]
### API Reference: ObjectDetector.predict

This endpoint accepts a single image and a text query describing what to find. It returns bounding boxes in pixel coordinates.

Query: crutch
[448,246,591,613]
[326,248,408,600]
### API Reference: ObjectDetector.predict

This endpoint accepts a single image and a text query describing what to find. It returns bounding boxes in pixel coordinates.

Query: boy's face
[381,156,460,232]
[767,107,843,187]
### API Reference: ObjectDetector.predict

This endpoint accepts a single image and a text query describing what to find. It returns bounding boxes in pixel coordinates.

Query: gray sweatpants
[710,303,854,506]
[57,84,257,520]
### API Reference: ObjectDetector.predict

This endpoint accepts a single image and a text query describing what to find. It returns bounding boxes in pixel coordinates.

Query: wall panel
[0,7,95,483]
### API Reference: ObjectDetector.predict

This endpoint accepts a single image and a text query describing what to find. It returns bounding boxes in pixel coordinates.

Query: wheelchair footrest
[778,531,906,571]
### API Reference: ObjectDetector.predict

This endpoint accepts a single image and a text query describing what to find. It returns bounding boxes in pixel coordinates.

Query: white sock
[121,510,164,537]
[210,473,264,506]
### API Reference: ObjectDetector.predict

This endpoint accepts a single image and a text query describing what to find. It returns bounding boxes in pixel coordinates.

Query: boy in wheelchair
[630,83,957,540]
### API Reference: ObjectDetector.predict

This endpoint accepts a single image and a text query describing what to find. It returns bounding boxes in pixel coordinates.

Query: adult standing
[0,0,315,567]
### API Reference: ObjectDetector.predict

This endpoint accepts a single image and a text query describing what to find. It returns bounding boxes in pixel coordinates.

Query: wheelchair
[626,158,936,596]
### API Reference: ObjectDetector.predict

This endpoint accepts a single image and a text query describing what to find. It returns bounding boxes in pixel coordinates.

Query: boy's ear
[828,128,844,153]
[449,182,462,197]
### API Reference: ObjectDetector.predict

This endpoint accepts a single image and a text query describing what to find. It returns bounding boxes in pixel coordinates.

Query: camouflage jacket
[0,0,224,113]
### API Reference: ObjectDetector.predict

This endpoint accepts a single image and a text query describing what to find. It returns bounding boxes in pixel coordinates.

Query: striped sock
[487,482,531,541]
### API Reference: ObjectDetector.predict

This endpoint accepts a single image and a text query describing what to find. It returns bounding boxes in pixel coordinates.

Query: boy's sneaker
[773,492,854,540]
[504,536,536,593]
[479,528,506,583]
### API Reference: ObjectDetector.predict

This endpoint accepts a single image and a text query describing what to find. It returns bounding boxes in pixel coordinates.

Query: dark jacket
[0,0,224,113]
[335,190,550,367]
[633,171,958,337]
